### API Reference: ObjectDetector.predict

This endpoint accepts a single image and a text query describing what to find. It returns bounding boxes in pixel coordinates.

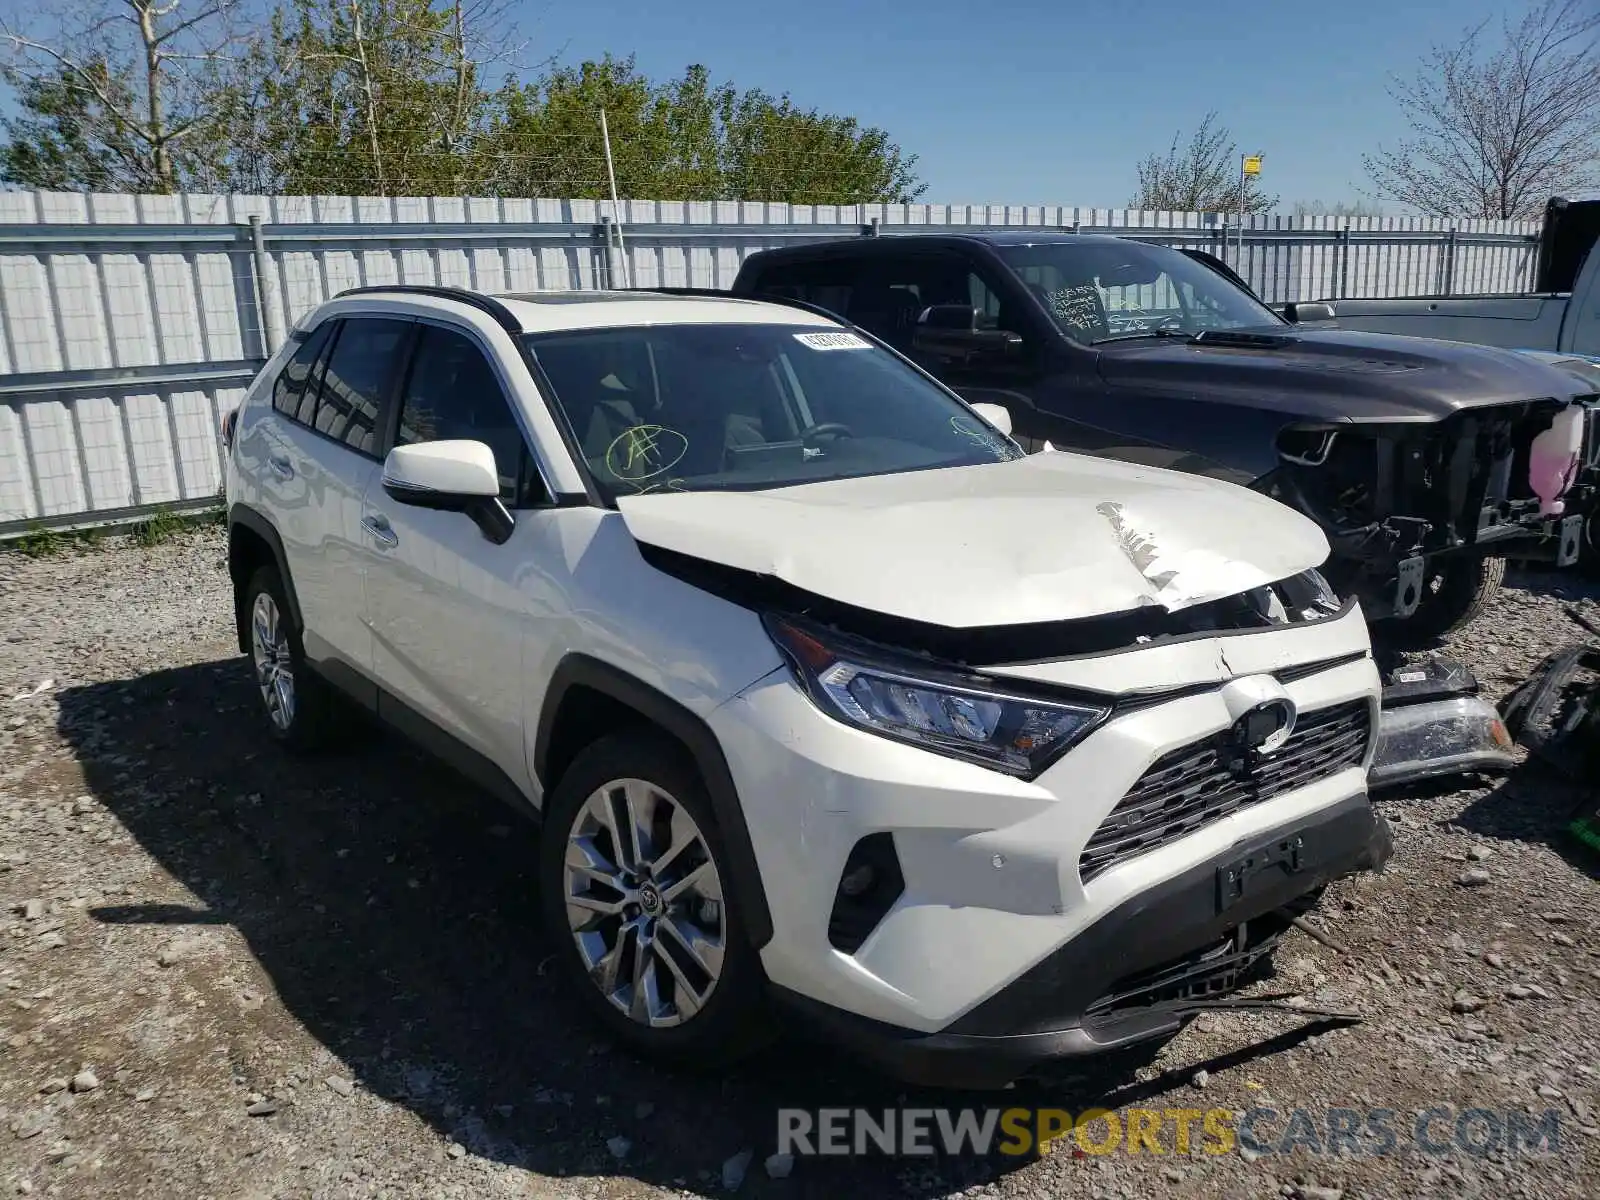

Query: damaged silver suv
[224,284,1392,1087]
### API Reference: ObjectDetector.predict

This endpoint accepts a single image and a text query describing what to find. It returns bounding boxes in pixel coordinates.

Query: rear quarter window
[271,323,335,418]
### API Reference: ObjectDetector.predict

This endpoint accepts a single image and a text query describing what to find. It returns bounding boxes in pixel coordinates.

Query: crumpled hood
[616,452,1329,628]
[1096,328,1590,422]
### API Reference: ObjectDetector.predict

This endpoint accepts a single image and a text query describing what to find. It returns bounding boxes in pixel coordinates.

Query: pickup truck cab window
[744,259,858,320]
[993,241,1282,343]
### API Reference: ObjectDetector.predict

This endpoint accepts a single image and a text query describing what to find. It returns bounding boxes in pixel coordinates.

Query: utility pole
[1239,153,1263,273]
[600,108,631,289]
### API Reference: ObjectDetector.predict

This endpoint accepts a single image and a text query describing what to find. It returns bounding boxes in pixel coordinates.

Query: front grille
[1078,699,1371,883]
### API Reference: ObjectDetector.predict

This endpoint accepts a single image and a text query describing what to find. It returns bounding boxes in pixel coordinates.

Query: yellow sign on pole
[1242,155,1263,177]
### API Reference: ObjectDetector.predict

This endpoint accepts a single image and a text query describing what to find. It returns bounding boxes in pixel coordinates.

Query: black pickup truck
[728,231,1600,641]
[1290,197,1600,366]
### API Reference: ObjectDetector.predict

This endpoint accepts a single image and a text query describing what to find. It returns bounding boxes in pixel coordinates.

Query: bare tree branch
[1364,0,1599,218]
[1129,112,1277,214]
[1,1,254,192]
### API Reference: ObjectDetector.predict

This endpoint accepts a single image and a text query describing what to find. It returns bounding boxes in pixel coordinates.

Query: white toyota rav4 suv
[222,284,1392,1088]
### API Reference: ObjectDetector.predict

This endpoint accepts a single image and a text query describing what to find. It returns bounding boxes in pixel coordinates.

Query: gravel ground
[0,527,1597,1200]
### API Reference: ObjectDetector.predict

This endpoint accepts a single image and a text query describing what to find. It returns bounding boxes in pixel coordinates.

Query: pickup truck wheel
[1581,512,1600,579]
[1388,555,1506,646]
[538,732,770,1070]
[242,565,347,752]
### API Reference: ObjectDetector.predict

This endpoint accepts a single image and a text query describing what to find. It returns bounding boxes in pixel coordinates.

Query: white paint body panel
[382,440,499,496]
[711,607,1377,1029]
[618,450,1330,627]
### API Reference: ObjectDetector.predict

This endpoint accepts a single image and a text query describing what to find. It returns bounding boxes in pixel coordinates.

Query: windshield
[993,241,1283,343]
[525,323,1022,499]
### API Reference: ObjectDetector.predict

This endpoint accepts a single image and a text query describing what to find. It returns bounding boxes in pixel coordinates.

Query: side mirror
[969,402,1012,437]
[912,305,1023,361]
[382,440,514,544]
[1282,301,1336,324]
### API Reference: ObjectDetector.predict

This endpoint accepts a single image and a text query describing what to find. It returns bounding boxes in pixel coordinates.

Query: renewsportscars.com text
[776,1105,1565,1159]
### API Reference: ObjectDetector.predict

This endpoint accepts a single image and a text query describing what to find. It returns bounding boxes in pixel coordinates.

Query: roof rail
[335,284,522,334]
[624,285,847,325]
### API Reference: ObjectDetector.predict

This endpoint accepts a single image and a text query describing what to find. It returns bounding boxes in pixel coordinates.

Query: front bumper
[771,792,1391,1089]
[709,606,1383,1079]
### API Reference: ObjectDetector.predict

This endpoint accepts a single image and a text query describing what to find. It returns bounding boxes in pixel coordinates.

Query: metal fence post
[1337,227,1351,300]
[1442,229,1457,296]
[599,214,615,288]
[246,215,281,354]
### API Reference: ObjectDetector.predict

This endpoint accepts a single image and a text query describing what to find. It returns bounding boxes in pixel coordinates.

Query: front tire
[538,732,769,1069]
[1581,510,1600,579]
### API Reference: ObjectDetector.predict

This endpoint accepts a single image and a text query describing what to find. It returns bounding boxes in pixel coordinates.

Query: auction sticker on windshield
[795,331,870,350]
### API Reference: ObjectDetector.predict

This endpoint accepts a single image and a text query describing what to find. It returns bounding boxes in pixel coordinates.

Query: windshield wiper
[1090,328,1196,345]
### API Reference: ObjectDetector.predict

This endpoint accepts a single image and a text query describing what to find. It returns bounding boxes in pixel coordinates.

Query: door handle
[267,454,294,479]
[361,515,398,548]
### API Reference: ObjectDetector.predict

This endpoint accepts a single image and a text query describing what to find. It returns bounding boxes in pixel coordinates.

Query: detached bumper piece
[773,794,1392,1090]
[1500,625,1600,837]
[1370,658,1517,790]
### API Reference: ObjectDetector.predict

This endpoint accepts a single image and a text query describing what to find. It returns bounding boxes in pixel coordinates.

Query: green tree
[247,0,496,196]
[488,55,924,203]
[0,61,135,191]
[3,2,926,203]
[486,55,685,199]
[1,1,252,193]
[719,86,924,205]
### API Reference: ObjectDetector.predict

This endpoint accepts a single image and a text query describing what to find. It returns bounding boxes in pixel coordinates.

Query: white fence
[0,189,1542,533]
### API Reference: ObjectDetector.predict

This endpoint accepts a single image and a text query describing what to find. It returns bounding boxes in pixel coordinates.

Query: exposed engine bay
[1266,398,1600,618]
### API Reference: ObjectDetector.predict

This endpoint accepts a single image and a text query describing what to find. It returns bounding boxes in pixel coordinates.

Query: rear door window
[311,318,411,456]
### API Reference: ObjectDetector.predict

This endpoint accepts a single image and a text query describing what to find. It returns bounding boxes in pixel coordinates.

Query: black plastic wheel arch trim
[228,504,301,651]
[533,654,775,949]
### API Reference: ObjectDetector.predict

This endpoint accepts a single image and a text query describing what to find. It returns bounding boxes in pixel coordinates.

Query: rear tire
[537,732,770,1071]
[241,565,347,752]
[1385,555,1506,646]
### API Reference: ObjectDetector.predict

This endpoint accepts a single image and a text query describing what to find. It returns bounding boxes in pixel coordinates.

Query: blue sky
[0,0,1524,209]
[522,0,1515,210]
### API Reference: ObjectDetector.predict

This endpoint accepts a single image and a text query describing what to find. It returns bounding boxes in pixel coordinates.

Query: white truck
[1292,197,1600,370]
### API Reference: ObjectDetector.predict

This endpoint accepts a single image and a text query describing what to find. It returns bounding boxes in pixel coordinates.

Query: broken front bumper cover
[769,794,1392,1090]
[1370,658,1517,790]
[1500,626,1600,786]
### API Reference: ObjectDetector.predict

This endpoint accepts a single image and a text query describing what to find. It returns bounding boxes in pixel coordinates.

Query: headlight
[1277,567,1344,622]
[764,616,1111,777]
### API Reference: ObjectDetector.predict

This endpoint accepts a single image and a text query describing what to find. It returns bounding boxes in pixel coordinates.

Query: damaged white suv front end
[621,449,1389,1088]
[226,286,1390,1090]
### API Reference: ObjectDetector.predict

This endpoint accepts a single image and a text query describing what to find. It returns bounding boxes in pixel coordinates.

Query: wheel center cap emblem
[638,884,662,916]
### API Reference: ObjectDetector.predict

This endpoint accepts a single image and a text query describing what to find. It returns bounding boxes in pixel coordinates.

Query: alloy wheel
[249,591,296,732]
[563,778,727,1028]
